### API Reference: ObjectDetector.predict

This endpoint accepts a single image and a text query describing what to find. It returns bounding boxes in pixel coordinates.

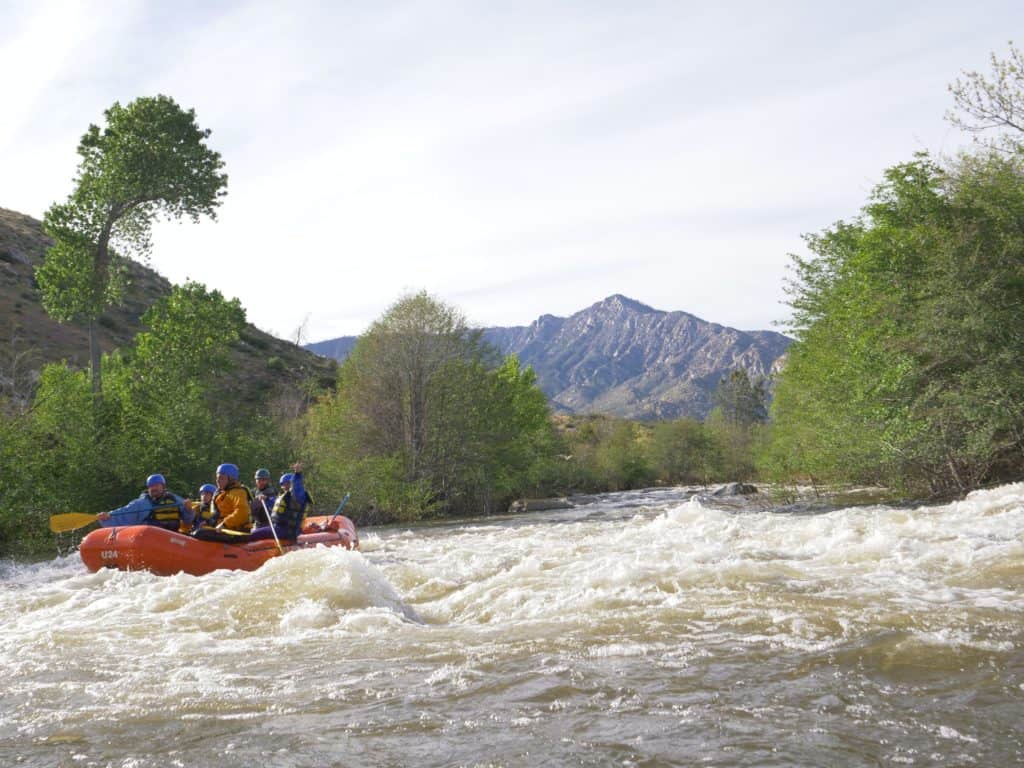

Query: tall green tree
[336,291,492,483]
[765,151,1024,494]
[305,292,557,520]
[37,95,227,398]
[103,281,247,491]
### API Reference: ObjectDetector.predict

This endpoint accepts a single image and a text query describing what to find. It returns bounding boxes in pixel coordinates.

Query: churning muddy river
[2,484,1022,766]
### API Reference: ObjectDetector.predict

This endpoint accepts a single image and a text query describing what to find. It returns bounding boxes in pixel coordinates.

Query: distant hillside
[305,336,358,361]
[306,294,791,420]
[0,207,336,405]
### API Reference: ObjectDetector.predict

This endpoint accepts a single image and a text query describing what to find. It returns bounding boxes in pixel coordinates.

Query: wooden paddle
[48,513,100,533]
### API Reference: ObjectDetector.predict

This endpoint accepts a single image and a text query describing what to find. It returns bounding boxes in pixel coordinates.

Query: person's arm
[291,472,308,509]
[180,500,198,532]
[99,497,152,527]
[174,495,195,528]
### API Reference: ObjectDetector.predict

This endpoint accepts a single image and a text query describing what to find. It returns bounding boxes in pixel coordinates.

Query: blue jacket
[268,473,311,538]
[289,473,309,510]
[101,491,193,530]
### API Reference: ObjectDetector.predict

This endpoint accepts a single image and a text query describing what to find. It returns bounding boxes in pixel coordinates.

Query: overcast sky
[1,1,1020,342]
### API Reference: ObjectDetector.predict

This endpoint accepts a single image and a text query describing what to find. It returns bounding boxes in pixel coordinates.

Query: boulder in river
[508,498,573,514]
[710,482,759,497]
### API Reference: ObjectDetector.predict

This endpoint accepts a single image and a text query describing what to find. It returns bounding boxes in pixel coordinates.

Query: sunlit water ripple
[3,484,1023,766]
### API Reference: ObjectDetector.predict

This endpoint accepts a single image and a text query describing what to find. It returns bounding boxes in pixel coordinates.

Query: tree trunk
[87,212,118,404]
[88,318,102,400]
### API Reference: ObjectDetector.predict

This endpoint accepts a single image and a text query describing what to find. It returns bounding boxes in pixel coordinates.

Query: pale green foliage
[332,291,493,489]
[135,280,245,377]
[555,416,653,491]
[646,418,717,484]
[764,152,1024,494]
[305,292,557,520]
[704,408,758,481]
[554,412,763,491]
[1,364,122,554]
[6,366,114,539]
[594,420,650,491]
[101,282,248,489]
[305,377,434,522]
[35,222,126,322]
[484,355,560,498]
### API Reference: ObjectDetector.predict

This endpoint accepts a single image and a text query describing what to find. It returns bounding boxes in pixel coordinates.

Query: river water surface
[2,484,1023,767]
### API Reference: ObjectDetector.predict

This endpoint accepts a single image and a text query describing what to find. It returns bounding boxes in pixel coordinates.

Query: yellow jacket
[214,483,253,531]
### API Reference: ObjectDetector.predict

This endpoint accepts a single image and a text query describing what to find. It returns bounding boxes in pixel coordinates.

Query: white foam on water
[2,483,1022,764]
[936,725,979,743]
[0,543,429,737]
[356,483,1024,663]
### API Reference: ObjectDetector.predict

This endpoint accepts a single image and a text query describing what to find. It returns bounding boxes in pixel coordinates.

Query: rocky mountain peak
[587,294,657,316]
[305,295,792,420]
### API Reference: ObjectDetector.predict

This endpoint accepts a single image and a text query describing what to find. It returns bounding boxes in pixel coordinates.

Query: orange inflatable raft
[79,515,359,577]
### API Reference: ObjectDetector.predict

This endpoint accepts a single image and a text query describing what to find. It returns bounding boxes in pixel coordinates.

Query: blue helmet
[216,463,239,480]
[199,483,216,494]
[254,468,271,480]
[146,474,166,487]
[279,473,294,486]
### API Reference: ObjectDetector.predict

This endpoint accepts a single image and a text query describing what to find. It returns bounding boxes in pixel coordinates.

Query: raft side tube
[79,515,358,576]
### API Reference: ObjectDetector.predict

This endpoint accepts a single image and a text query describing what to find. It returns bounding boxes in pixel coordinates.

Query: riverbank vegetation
[759,151,1024,495]
[302,292,772,522]
[759,44,1024,496]
[0,284,769,553]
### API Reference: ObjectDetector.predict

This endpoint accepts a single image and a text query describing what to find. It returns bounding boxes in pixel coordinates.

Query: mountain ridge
[307,293,792,419]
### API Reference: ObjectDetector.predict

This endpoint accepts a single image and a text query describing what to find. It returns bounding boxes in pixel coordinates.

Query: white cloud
[0,0,149,210]
[1,1,1020,342]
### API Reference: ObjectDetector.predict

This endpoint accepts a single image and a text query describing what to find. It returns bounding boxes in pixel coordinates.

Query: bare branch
[947,41,1024,152]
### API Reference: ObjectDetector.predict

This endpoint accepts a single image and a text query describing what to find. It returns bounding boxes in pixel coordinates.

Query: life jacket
[193,500,215,527]
[271,489,312,539]
[148,492,182,531]
[212,482,255,531]
[251,487,276,527]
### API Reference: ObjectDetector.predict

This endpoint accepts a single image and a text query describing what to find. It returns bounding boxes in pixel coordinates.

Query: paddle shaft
[324,493,351,529]
[259,496,285,555]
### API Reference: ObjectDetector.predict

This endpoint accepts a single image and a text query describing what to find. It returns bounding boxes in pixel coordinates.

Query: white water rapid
[3,484,1023,766]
